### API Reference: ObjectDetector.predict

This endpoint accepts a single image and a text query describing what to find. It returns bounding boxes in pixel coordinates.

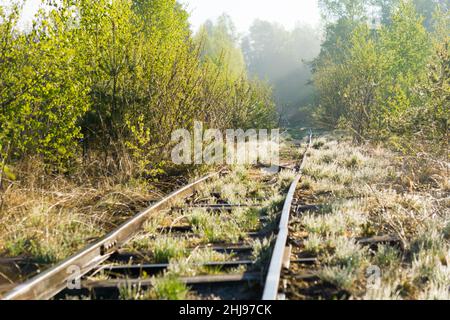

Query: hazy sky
[180,0,321,33]
[3,0,321,33]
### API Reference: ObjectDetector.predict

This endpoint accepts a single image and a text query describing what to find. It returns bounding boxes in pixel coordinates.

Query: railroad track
[1,131,313,300]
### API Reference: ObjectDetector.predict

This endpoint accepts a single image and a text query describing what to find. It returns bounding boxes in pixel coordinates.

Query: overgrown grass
[0,170,156,263]
[167,248,232,277]
[192,215,244,244]
[118,276,189,300]
[318,266,358,292]
[251,237,274,269]
[148,276,189,300]
[297,132,449,300]
[117,158,296,299]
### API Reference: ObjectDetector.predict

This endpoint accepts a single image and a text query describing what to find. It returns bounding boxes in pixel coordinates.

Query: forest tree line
[313,0,449,156]
[0,0,277,183]
[0,0,448,187]
[196,14,322,126]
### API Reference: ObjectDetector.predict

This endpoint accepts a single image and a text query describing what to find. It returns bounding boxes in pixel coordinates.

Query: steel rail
[2,172,220,300]
[262,131,312,300]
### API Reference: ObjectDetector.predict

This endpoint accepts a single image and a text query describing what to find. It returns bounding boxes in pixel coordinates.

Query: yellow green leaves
[0,1,90,167]
[0,0,277,177]
[196,14,246,79]
[1,165,16,181]
[313,0,442,145]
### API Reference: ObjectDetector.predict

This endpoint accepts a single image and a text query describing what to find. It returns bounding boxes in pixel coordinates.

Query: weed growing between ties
[111,138,303,300]
[289,133,449,300]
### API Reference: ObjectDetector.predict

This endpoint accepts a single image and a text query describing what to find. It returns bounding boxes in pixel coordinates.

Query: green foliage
[196,14,246,78]
[149,276,189,300]
[0,0,277,180]
[125,115,165,178]
[319,0,368,21]
[313,0,446,151]
[412,13,449,155]
[0,1,90,169]
[371,0,448,29]
[242,20,321,124]
[194,16,277,130]
[317,0,368,64]
[150,237,187,264]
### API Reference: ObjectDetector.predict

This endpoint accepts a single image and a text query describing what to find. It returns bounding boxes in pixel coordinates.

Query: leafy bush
[0,0,277,183]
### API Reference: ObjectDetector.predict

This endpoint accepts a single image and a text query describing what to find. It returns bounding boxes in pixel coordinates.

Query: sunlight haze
[180,0,321,33]
[5,0,321,33]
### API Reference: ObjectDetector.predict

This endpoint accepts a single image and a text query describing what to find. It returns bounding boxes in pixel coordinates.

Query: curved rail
[2,172,220,300]
[2,130,312,300]
[262,131,312,300]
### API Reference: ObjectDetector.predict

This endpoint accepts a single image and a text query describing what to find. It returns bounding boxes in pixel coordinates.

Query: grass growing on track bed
[0,133,303,299]
[110,161,300,300]
[0,176,157,265]
[288,133,449,300]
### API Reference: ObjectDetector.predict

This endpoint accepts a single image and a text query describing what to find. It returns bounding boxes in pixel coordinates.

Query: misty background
[188,0,322,126]
[2,0,446,128]
[185,0,322,126]
[4,0,322,126]
[191,3,322,126]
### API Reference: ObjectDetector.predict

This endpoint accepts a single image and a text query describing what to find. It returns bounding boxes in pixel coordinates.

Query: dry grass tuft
[296,132,449,300]
[0,162,160,263]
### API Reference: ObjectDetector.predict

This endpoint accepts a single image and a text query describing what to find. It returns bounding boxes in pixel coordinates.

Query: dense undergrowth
[313,0,448,157]
[0,0,277,263]
[294,133,449,300]
[0,0,277,184]
[0,0,448,301]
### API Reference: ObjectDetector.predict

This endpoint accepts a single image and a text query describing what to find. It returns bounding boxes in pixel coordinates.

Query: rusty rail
[262,131,312,300]
[3,130,313,300]
[2,172,219,300]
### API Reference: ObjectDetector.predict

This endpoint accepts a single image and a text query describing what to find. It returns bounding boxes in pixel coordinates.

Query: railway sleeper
[58,273,263,300]
[83,272,262,289]
[291,235,401,248]
[173,204,263,211]
[90,260,257,278]
[110,245,255,264]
